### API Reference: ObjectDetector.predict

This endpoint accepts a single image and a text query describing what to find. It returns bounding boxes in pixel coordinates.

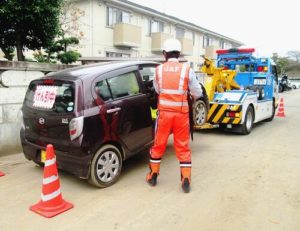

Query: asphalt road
[1,89,300,231]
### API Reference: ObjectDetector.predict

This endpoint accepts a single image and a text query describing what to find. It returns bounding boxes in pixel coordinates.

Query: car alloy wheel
[89,144,122,188]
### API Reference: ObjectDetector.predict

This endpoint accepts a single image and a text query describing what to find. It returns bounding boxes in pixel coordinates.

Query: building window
[192,32,195,46]
[176,27,185,39]
[150,19,164,34]
[106,6,131,27]
[106,52,131,58]
[219,40,225,49]
[145,18,151,36]
[203,35,211,48]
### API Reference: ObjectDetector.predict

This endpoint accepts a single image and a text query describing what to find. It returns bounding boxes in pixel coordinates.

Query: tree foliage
[0,0,63,61]
[33,1,83,64]
[271,53,289,75]
[287,50,300,63]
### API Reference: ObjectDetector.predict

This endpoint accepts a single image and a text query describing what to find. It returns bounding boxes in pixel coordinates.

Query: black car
[20,61,208,187]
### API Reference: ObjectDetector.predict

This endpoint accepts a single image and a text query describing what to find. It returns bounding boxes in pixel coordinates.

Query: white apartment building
[0,0,243,67]
[70,0,243,67]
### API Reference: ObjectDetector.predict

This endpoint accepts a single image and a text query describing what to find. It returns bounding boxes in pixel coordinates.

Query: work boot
[146,161,160,186]
[181,178,190,193]
[180,165,191,193]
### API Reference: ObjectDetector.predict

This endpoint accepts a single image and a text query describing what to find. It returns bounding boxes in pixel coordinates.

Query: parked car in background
[290,80,300,89]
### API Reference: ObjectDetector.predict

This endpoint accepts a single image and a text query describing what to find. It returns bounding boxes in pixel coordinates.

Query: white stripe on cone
[45,157,56,167]
[42,175,59,185]
[41,189,61,202]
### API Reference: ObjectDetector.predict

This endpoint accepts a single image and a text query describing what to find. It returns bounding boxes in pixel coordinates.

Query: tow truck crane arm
[200,55,240,101]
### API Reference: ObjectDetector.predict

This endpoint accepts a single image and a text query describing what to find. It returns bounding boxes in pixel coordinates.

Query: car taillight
[43,79,55,85]
[69,116,84,140]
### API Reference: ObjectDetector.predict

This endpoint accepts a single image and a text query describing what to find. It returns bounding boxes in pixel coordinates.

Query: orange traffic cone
[276,97,286,117]
[0,171,4,177]
[30,144,73,218]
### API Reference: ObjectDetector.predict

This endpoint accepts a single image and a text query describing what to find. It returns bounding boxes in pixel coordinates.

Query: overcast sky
[130,0,299,57]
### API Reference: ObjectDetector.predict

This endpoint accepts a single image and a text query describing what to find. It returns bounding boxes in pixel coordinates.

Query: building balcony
[114,23,142,48]
[151,32,172,52]
[205,45,220,59]
[179,38,193,56]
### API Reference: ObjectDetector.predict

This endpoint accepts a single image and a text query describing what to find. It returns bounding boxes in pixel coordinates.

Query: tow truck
[194,48,279,134]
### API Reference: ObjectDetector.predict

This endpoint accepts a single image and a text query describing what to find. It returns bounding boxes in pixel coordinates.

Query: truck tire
[89,144,123,188]
[193,99,208,126]
[241,106,254,135]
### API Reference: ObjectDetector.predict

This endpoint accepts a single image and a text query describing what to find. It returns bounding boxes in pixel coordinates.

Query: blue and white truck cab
[200,48,279,134]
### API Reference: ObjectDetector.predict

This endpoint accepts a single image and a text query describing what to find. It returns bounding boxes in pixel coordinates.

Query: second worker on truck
[146,38,202,193]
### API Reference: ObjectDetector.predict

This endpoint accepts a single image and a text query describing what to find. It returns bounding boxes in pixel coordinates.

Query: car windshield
[24,80,75,113]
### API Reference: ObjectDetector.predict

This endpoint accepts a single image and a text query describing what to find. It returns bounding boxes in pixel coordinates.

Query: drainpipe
[90,0,94,56]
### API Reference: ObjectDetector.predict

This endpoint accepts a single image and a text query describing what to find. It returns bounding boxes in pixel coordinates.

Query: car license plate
[41,150,46,163]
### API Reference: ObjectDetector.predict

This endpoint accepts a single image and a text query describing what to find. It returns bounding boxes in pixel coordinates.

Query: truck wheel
[241,106,254,135]
[264,101,275,122]
[89,144,122,188]
[193,99,207,126]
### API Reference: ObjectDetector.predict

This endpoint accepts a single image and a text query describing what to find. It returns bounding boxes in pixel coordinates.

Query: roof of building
[110,0,243,46]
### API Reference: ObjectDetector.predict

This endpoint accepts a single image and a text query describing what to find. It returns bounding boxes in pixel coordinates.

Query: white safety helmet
[163,38,182,53]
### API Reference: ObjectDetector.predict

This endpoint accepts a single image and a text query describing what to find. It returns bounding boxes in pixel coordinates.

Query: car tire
[33,160,44,167]
[89,144,123,188]
[240,106,254,135]
[193,99,208,126]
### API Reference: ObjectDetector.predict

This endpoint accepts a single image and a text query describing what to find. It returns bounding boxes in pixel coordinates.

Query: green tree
[0,0,63,61]
[33,1,83,64]
[271,53,290,75]
[56,37,80,64]
[287,50,300,63]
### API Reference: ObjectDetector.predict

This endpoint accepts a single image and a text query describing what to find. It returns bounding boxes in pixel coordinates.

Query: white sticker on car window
[33,85,58,109]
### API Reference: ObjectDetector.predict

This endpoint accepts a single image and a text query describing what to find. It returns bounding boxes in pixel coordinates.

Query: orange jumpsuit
[147,59,202,185]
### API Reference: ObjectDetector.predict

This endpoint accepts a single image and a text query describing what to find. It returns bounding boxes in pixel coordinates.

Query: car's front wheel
[89,144,123,188]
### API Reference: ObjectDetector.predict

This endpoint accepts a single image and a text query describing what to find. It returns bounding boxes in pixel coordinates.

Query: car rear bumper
[20,129,92,179]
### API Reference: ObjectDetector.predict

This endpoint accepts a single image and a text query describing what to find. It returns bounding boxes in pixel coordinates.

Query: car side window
[107,72,140,99]
[95,79,112,101]
[140,67,156,82]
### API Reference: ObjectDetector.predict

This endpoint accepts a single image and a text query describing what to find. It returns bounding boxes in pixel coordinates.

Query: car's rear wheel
[89,144,122,188]
[193,99,208,126]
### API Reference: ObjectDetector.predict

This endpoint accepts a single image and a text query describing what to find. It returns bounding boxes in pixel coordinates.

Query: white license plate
[254,78,266,85]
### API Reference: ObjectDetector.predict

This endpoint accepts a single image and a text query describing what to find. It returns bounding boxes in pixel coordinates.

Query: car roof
[44,61,159,80]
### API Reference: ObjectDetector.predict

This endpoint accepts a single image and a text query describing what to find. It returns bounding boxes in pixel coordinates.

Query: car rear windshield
[24,79,75,113]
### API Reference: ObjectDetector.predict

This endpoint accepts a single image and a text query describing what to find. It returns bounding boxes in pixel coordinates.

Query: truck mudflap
[207,104,242,124]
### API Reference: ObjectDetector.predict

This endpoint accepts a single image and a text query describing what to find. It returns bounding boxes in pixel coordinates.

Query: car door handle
[107,107,121,114]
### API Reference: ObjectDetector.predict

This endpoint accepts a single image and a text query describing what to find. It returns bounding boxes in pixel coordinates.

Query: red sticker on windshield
[33,85,58,109]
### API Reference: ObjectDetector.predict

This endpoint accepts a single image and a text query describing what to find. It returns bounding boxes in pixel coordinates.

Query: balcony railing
[114,23,142,48]
[179,38,193,56]
[151,32,172,52]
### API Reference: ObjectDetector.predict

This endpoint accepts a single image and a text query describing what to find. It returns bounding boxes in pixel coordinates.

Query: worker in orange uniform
[146,38,202,193]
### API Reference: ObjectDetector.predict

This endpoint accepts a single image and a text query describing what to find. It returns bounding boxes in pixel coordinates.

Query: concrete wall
[0,70,43,155]
[0,61,73,156]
